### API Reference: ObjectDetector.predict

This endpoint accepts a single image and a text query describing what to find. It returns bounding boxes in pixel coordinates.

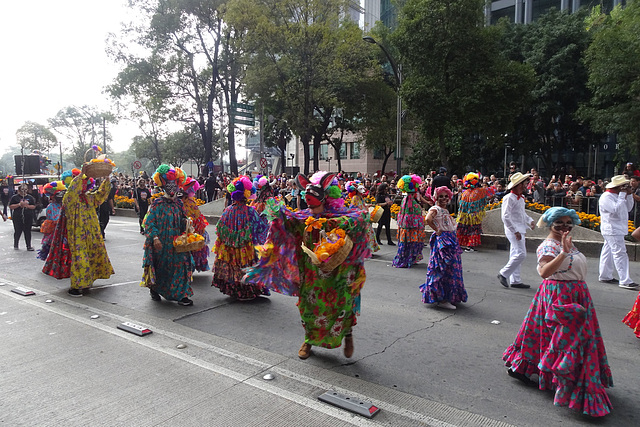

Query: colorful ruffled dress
[392,193,425,268]
[182,196,210,272]
[244,200,371,349]
[43,176,114,289]
[503,238,613,417]
[212,202,270,299]
[456,186,494,248]
[623,291,640,338]
[250,186,274,244]
[350,195,380,253]
[141,197,194,301]
[420,206,467,304]
[37,201,62,261]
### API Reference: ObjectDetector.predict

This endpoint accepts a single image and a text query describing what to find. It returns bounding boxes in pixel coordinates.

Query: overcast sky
[0,0,136,155]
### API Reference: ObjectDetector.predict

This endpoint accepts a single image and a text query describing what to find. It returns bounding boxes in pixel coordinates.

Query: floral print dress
[350,195,379,253]
[212,202,269,299]
[182,196,210,272]
[244,201,371,349]
[503,239,613,417]
[37,201,62,261]
[392,193,426,268]
[141,197,194,301]
[47,176,114,289]
[456,186,494,247]
[623,291,640,338]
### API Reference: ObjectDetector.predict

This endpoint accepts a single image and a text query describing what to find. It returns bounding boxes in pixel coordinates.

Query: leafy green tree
[15,122,58,155]
[107,0,227,169]
[232,0,374,174]
[164,125,211,170]
[130,135,164,168]
[499,8,593,172]
[48,106,115,167]
[581,2,640,157]
[393,0,534,173]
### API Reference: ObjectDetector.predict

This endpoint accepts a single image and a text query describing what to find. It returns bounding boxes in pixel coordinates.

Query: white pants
[500,230,526,285]
[599,234,632,285]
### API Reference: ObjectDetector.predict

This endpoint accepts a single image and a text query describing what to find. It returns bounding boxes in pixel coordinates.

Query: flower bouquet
[301,227,353,273]
[83,145,116,178]
[369,205,383,223]
[173,217,205,252]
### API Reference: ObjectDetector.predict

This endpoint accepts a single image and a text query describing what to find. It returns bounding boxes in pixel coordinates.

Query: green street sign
[235,118,255,126]
[231,102,254,111]
[231,110,255,119]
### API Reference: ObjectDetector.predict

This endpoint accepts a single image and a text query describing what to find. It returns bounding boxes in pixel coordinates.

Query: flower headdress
[152,165,186,187]
[252,175,269,191]
[536,206,581,229]
[61,168,95,192]
[463,172,480,189]
[227,176,255,201]
[397,174,422,193]
[43,181,67,195]
[345,180,363,197]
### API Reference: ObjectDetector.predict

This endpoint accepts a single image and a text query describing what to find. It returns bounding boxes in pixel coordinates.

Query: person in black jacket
[9,184,36,250]
[375,183,395,245]
[431,167,451,194]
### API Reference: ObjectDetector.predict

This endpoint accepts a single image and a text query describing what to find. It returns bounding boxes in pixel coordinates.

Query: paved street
[1,216,638,426]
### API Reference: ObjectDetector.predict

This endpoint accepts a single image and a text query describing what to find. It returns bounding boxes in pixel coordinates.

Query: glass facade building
[488,0,625,24]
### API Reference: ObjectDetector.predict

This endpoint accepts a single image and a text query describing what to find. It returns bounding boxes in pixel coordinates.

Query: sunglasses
[552,220,573,230]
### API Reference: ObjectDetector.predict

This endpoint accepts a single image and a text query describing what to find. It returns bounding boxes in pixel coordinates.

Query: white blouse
[536,238,587,281]
[429,205,457,232]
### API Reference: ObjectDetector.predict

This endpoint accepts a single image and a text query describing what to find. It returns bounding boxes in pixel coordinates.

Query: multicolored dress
[392,193,425,268]
[37,201,62,261]
[212,202,270,299]
[244,201,371,349]
[43,176,114,289]
[182,196,210,272]
[350,195,380,253]
[420,206,467,304]
[456,186,494,247]
[141,197,194,301]
[623,291,640,338]
[250,186,274,244]
[503,238,613,417]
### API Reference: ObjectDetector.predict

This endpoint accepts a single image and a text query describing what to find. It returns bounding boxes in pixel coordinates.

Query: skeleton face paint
[164,181,178,198]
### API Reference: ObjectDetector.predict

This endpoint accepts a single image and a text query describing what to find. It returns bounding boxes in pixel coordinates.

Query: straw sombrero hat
[507,172,532,190]
[605,175,630,189]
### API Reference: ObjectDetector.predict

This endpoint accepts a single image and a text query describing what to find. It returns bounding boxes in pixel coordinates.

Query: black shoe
[68,288,82,297]
[600,278,619,284]
[510,283,531,289]
[150,289,161,301]
[178,297,193,306]
[507,369,538,387]
[376,240,383,245]
[497,274,509,288]
[26,247,34,252]
[14,245,19,250]
[387,241,396,246]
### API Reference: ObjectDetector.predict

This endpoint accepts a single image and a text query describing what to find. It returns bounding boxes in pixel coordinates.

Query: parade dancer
[503,207,613,417]
[393,174,426,268]
[141,165,194,306]
[244,172,371,359]
[250,175,274,244]
[456,172,494,252]
[497,172,535,289]
[421,186,467,310]
[37,181,66,261]
[180,176,210,272]
[43,168,115,297]
[346,180,379,253]
[212,176,270,300]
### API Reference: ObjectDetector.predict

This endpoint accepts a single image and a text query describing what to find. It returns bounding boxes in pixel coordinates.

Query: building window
[309,144,314,160]
[373,148,383,160]
[338,144,347,160]
[349,142,360,159]
[320,144,329,160]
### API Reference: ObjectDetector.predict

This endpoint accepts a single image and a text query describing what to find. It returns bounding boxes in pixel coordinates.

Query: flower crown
[397,174,422,193]
[153,165,186,187]
[61,168,95,192]
[252,175,269,190]
[463,172,480,189]
[227,176,255,201]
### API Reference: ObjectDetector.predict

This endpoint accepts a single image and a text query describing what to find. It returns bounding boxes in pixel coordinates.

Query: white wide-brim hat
[507,172,532,190]
[606,175,630,189]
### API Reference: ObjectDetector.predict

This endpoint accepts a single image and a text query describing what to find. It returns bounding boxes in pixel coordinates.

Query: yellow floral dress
[63,175,115,289]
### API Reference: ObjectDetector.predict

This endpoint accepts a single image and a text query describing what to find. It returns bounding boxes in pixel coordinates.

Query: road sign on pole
[133,160,142,170]
[231,102,255,111]
[260,158,267,168]
[235,118,255,126]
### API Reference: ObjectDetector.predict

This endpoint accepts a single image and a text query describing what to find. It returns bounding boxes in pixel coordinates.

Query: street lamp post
[363,36,402,176]
[326,156,332,172]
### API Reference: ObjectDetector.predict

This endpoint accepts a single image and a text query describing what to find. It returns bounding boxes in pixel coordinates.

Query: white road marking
[92,280,140,289]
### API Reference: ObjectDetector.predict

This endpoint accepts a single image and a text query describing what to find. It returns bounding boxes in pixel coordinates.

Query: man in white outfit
[498,172,535,289]
[598,175,639,290]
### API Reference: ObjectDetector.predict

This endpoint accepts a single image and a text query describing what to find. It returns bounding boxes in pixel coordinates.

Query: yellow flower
[305,217,327,232]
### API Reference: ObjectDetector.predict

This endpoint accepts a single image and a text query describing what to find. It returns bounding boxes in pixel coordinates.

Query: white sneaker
[438,301,456,310]
[619,283,640,290]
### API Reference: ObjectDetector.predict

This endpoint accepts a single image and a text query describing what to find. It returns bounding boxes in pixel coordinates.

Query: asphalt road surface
[1,216,638,426]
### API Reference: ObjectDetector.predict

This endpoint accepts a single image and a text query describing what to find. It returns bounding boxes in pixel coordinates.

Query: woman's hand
[561,230,572,253]
[153,237,162,250]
